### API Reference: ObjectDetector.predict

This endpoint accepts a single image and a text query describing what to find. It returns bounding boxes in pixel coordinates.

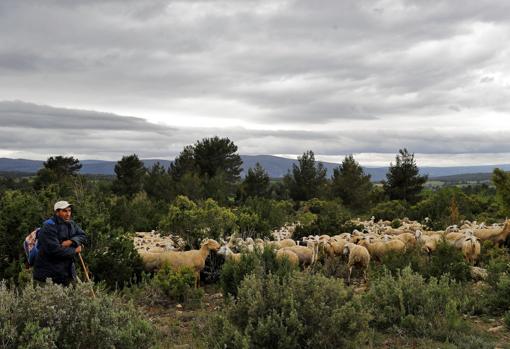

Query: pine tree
[168,137,243,202]
[33,156,82,195]
[383,148,427,204]
[239,162,271,200]
[112,154,146,197]
[331,155,372,212]
[144,162,174,202]
[284,150,327,201]
[193,136,243,183]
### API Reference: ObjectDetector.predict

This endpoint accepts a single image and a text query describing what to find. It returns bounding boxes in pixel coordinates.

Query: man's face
[56,207,72,221]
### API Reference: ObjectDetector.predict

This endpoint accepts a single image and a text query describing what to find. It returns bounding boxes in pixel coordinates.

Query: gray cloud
[0,1,509,163]
[0,101,169,132]
[1,101,510,163]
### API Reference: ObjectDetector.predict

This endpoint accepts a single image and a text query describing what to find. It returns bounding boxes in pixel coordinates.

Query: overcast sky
[1,0,510,166]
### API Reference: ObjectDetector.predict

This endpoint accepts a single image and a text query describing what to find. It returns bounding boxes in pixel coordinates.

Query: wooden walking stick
[78,252,96,298]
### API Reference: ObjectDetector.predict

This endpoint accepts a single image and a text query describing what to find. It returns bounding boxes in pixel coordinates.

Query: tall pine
[112,154,146,197]
[331,155,372,212]
[383,148,427,204]
[284,150,327,201]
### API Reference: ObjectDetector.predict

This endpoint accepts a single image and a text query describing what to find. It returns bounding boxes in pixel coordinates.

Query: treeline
[1,136,510,287]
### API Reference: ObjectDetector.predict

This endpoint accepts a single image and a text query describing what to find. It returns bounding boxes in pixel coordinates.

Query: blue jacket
[33,214,88,284]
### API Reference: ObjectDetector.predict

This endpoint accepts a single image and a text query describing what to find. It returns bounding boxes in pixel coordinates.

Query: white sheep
[217,244,241,263]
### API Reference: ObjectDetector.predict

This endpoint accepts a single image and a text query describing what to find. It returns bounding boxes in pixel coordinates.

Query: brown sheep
[276,249,300,267]
[453,236,481,265]
[148,238,221,288]
[281,245,316,267]
[473,221,510,246]
[396,232,416,247]
[343,242,370,284]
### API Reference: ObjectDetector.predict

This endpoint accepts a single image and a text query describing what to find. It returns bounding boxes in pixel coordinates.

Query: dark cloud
[0,101,169,132]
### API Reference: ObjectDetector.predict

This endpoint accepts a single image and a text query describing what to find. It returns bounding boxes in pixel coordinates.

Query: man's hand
[75,245,82,253]
[61,240,73,248]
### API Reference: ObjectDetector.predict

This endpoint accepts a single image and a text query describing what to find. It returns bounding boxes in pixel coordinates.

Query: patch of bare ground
[468,316,510,349]
[140,284,223,349]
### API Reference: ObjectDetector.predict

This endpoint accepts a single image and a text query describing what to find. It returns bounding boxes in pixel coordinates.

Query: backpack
[24,218,54,266]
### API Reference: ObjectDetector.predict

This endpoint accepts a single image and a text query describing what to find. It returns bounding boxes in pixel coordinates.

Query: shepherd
[33,200,88,286]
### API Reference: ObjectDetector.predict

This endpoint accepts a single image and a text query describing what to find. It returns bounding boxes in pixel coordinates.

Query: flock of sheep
[134,218,510,287]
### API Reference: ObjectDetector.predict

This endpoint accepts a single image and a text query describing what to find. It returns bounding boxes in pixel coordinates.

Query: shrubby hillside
[1,138,510,348]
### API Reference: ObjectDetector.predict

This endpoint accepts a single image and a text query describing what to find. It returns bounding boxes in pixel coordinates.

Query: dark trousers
[33,277,75,287]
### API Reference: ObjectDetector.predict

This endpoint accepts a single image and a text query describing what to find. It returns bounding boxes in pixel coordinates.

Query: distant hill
[429,172,493,183]
[0,156,509,182]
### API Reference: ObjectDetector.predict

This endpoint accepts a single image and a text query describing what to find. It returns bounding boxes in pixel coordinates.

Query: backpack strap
[43,218,55,225]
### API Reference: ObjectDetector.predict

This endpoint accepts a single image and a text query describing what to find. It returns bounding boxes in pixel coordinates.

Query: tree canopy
[284,150,327,202]
[112,154,146,197]
[168,137,243,202]
[239,162,271,200]
[331,155,373,212]
[383,148,427,204]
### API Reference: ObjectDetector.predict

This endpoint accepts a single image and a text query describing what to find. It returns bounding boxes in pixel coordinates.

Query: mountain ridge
[0,156,508,182]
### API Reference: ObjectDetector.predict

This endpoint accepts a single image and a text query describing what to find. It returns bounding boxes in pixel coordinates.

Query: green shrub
[372,245,429,277]
[310,254,349,279]
[505,310,510,329]
[293,200,351,240]
[479,240,510,273]
[153,264,204,308]
[364,267,469,341]
[372,241,470,283]
[427,240,471,282]
[220,247,296,298]
[87,229,145,289]
[240,197,294,232]
[0,281,156,349]
[109,192,163,232]
[370,200,407,221]
[391,218,402,228]
[160,196,237,247]
[0,190,45,282]
[482,273,510,314]
[208,272,370,349]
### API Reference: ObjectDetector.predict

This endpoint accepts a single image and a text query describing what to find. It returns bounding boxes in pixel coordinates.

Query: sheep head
[201,239,221,251]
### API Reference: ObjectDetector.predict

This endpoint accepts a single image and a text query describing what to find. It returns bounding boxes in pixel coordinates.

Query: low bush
[427,240,471,282]
[373,245,428,277]
[391,218,402,228]
[87,229,145,290]
[0,281,156,349]
[310,254,349,279]
[364,267,470,341]
[482,273,510,315]
[371,241,471,283]
[220,246,296,298]
[293,200,352,240]
[370,200,407,221]
[207,272,370,349]
[505,310,510,329]
[153,264,204,308]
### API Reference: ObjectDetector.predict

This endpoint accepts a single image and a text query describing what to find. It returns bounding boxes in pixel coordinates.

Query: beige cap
[54,201,72,211]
